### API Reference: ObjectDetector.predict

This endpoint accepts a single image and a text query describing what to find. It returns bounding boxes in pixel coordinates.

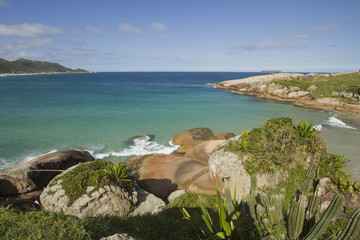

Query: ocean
[0,72,359,180]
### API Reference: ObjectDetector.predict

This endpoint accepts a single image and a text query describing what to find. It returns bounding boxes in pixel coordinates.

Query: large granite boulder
[172,127,214,154]
[208,140,281,199]
[0,150,93,196]
[130,187,165,216]
[40,163,137,218]
[185,140,226,164]
[129,155,216,200]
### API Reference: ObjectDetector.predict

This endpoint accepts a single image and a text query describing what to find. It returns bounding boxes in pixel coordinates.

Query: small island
[0,58,89,75]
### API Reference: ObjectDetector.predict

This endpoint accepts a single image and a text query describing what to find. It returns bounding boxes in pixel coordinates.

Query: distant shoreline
[209,72,360,114]
[0,72,94,77]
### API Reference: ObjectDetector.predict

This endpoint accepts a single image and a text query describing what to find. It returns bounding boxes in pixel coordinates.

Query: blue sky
[0,0,359,72]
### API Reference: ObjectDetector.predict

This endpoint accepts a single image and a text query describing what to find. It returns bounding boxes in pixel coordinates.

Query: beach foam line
[93,136,179,160]
[323,116,357,130]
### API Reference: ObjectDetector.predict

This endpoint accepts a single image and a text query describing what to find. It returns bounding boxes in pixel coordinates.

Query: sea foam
[324,116,357,130]
[93,136,179,160]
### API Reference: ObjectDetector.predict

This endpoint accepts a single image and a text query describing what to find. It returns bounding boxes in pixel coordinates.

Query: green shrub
[57,160,134,205]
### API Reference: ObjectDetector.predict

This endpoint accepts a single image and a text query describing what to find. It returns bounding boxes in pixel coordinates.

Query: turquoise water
[0,72,359,180]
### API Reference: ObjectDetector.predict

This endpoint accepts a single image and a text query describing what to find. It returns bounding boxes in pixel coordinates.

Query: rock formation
[0,150,93,196]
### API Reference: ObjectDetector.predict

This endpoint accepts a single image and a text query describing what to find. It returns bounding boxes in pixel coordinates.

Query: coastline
[208,72,360,114]
[0,71,93,77]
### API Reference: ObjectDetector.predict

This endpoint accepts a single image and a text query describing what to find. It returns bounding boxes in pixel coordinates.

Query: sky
[0,0,359,72]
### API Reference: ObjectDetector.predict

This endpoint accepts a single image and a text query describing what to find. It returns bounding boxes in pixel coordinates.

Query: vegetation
[54,161,134,205]
[225,117,325,175]
[183,156,360,239]
[0,58,89,74]
[273,72,360,103]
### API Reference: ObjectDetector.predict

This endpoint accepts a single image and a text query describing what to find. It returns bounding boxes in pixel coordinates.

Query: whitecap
[94,137,179,160]
[313,124,322,131]
[324,116,356,130]
[23,149,58,162]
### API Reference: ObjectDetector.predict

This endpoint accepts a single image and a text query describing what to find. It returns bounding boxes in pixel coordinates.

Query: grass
[0,193,218,240]
[273,72,360,103]
[52,160,133,205]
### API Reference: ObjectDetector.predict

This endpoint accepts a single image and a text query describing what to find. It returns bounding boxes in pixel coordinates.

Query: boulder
[297,91,309,98]
[40,163,137,218]
[307,85,317,92]
[130,187,165,216]
[100,234,137,240]
[255,84,268,93]
[289,86,300,92]
[185,140,226,164]
[172,127,214,155]
[129,155,216,199]
[211,132,236,140]
[0,150,93,196]
[126,134,155,145]
[168,189,186,203]
[288,92,298,99]
[208,144,281,199]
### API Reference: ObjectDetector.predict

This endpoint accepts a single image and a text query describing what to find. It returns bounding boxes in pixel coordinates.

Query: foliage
[56,160,134,205]
[182,155,360,240]
[0,207,90,240]
[0,57,88,74]
[225,117,325,174]
[273,72,360,103]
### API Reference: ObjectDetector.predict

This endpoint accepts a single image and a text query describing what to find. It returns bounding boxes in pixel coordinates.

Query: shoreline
[208,72,360,114]
[0,71,93,77]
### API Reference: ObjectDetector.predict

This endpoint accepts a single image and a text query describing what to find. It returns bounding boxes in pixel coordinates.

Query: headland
[208,72,360,114]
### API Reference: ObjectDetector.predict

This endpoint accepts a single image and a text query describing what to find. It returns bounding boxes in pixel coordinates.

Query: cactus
[304,194,344,239]
[335,209,360,239]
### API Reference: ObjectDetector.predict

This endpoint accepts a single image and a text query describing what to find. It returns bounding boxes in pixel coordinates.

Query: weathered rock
[100,234,137,240]
[307,85,317,92]
[297,91,309,98]
[255,84,268,93]
[288,92,298,99]
[168,189,186,203]
[208,143,281,199]
[126,134,155,145]
[344,92,354,99]
[289,86,300,92]
[211,132,235,140]
[172,127,214,155]
[272,89,287,97]
[130,187,165,216]
[40,163,136,218]
[0,150,93,196]
[332,91,340,96]
[314,97,342,106]
[185,140,226,164]
[129,155,216,199]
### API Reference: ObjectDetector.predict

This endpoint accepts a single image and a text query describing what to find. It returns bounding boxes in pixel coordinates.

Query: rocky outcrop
[100,234,137,240]
[0,150,93,196]
[129,155,216,200]
[172,127,234,155]
[130,187,165,216]
[208,140,281,198]
[40,163,137,218]
[172,127,214,155]
[208,73,360,114]
[185,140,226,164]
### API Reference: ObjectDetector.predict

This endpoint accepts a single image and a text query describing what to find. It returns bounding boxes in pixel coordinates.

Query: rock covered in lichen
[40,163,137,218]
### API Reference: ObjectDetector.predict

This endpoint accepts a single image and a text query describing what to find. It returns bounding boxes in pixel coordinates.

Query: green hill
[0,58,89,74]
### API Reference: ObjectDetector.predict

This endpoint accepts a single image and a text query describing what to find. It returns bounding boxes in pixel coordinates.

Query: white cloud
[0,0,8,6]
[3,51,44,61]
[117,23,144,34]
[0,38,54,50]
[235,42,306,51]
[312,23,339,31]
[85,26,109,35]
[0,23,63,37]
[150,22,167,32]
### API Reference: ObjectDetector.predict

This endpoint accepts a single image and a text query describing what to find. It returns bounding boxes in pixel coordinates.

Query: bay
[0,72,359,180]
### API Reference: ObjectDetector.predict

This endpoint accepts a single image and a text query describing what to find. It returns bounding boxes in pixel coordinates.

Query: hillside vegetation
[0,58,88,74]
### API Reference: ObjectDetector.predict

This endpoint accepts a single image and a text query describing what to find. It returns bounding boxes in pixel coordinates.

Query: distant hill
[0,58,88,74]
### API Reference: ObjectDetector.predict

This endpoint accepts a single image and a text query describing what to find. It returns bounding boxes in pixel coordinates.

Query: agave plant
[182,154,360,240]
[294,120,318,140]
[106,162,133,191]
